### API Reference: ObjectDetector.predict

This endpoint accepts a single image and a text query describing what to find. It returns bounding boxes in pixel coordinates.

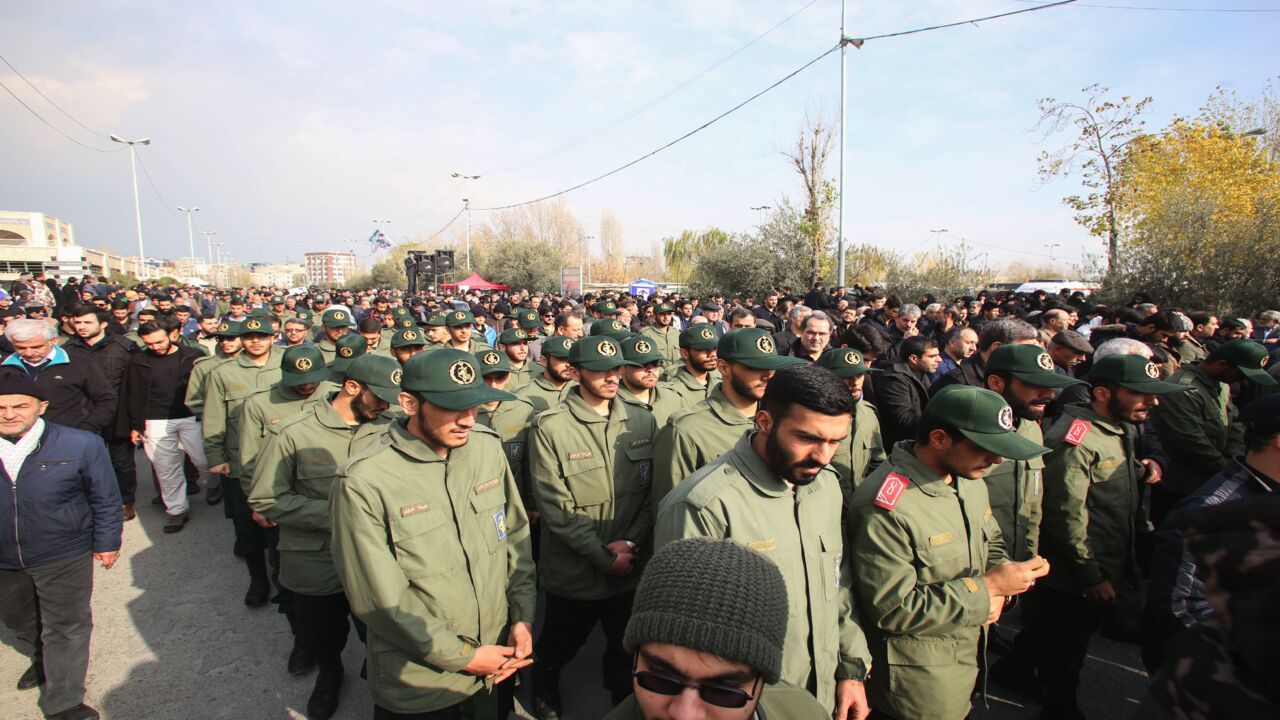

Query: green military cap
[1088,354,1187,393]
[391,327,427,348]
[498,328,530,345]
[396,318,416,329]
[475,348,513,375]
[589,318,631,338]
[321,308,353,328]
[329,333,368,372]
[247,307,271,319]
[925,385,1050,460]
[445,309,474,327]
[815,348,878,377]
[310,293,326,304]
[679,324,719,350]
[269,295,284,304]
[1208,339,1276,386]
[986,344,1082,389]
[593,300,620,316]
[214,319,245,337]
[425,311,448,327]
[542,336,575,359]
[292,309,313,326]
[343,354,403,404]
[569,336,637,371]
[654,302,675,314]
[241,316,273,336]
[401,349,515,410]
[392,306,410,317]
[516,309,541,330]
[621,335,663,365]
[280,345,328,387]
[718,328,805,371]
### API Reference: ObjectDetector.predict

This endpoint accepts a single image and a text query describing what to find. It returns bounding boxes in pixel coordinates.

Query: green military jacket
[619,382,685,428]
[530,391,657,600]
[668,366,721,404]
[507,360,533,391]
[477,398,537,511]
[447,338,491,353]
[830,400,887,509]
[640,324,681,379]
[1152,365,1241,496]
[316,338,338,365]
[656,433,871,713]
[330,420,536,715]
[981,417,1048,561]
[848,442,1008,720]
[202,348,284,477]
[603,681,829,720]
[652,386,753,508]
[516,373,574,415]
[248,396,391,595]
[184,351,236,416]
[237,381,334,489]
[1040,405,1141,593]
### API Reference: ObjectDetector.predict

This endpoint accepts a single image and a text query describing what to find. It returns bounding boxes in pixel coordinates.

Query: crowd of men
[1,273,1278,720]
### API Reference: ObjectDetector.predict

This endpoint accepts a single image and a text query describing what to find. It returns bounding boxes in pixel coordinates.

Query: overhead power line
[1013,0,1280,12]
[0,76,119,152]
[0,52,118,141]
[474,0,1077,212]
[134,153,181,216]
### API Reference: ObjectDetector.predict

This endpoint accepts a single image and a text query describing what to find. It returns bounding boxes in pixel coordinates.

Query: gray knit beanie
[624,538,788,684]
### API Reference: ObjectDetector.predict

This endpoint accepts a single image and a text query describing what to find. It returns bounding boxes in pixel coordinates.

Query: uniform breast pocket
[625,445,654,493]
[563,457,610,508]
[1090,458,1126,485]
[296,460,338,493]
[390,507,460,578]
[913,536,965,584]
[471,489,508,554]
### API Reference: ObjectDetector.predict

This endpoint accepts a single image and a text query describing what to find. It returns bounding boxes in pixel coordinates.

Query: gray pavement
[0,451,1153,719]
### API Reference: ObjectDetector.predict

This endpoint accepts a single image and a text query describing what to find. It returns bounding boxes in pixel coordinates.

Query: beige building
[304,251,358,286]
[250,262,307,288]
[0,210,155,280]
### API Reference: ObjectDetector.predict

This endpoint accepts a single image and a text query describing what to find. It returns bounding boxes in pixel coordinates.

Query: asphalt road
[0,451,1152,719]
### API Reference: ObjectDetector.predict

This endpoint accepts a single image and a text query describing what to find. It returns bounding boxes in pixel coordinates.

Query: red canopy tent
[438,272,510,291]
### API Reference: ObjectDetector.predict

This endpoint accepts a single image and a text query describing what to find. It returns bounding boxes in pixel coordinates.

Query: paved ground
[0,453,1152,719]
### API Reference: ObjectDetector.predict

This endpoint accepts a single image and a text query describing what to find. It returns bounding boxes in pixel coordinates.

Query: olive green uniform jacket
[619,382,685,428]
[237,381,334,490]
[830,400,887,511]
[507,360,533,391]
[330,420,536,714]
[447,338,491,353]
[640,324,681,379]
[603,682,829,720]
[516,373,574,415]
[183,351,236,416]
[981,417,1047,561]
[655,433,871,714]
[1039,405,1141,593]
[652,386,753,508]
[1151,365,1242,497]
[667,366,721,404]
[248,396,391,595]
[202,348,284,478]
[848,442,1008,720]
[316,338,339,365]
[477,398,537,511]
[530,392,657,600]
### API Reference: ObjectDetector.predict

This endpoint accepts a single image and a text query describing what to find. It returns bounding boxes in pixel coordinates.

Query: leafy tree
[662,228,729,285]
[782,113,836,287]
[477,238,563,292]
[689,202,810,298]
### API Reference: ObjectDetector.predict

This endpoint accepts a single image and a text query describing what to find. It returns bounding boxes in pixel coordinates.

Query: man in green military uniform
[357,316,393,358]
[423,311,450,347]
[445,310,491,352]
[815,348,886,509]
[654,364,871,718]
[202,317,284,606]
[184,320,244,508]
[330,350,536,719]
[475,349,538,535]
[528,336,658,720]
[326,333,367,383]
[1008,355,1185,719]
[496,328,533,390]
[237,345,332,677]
[981,344,1083,562]
[618,335,684,427]
[315,308,353,364]
[515,308,543,338]
[653,329,803,507]
[590,318,631,339]
[849,385,1052,720]
[641,302,680,380]
[516,336,577,414]
[668,325,722,403]
[389,326,427,366]
[1150,339,1275,524]
[249,354,398,719]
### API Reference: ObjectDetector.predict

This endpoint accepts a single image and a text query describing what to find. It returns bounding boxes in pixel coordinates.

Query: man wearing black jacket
[64,307,138,519]
[875,336,941,450]
[1,319,115,433]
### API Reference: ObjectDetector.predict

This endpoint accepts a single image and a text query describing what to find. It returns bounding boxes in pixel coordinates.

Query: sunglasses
[633,659,760,709]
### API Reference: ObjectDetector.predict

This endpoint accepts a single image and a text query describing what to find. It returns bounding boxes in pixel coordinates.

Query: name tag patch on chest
[874,473,909,510]
[493,509,507,541]
[474,478,501,495]
[567,450,594,461]
[928,532,954,547]
[400,502,430,517]
[747,539,776,552]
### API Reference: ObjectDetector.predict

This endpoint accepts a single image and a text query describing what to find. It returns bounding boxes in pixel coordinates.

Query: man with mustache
[655,364,873,719]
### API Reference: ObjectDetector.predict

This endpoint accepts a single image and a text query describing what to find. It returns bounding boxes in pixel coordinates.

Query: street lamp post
[451,173,480,272]
[1043,243,1061,263]
[178,206,199,273]
[109,134,152,277]
[580,235,595,287]
[199,230,216,266]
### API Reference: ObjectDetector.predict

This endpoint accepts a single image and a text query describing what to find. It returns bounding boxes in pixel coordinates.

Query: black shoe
[46,704,99,720]
[531,696,562,720]
[16,662,44,690]
[150,495,162,506]
[990,656,1044,703]
[306,662,345,720]
[243,554,271,607]
[187,482,201,495]
[288,639,316,675]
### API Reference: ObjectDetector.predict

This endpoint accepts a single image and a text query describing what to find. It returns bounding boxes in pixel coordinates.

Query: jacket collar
[706,386,754,425]
[887,441,955,497]
[725,432,789,498]
[1063,403,1127,436]
[563,389,626,426]
[387,418,447,463]
[234,346,282,369]
[2,344,70,370]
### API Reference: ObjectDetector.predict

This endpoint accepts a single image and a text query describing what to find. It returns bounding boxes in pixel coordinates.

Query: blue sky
[2,0,1277,272]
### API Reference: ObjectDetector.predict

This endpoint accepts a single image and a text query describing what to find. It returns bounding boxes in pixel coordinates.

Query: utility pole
[581,235,595,287]
[836,3,864,288]
[178,206,199,272]
[1043,243,1061,263]
[463,199,472,272]
[109,135,152,277]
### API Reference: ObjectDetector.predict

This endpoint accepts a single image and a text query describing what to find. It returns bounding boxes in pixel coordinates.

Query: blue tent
[629,279,657,299]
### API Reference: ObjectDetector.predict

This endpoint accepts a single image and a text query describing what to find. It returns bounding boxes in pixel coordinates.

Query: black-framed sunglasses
[633,656,761,709]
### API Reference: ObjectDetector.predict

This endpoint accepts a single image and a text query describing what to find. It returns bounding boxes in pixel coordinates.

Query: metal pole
[127,145,145,276]
[836,0,847,288]
[464,199,472,271]
[183,210,196,264]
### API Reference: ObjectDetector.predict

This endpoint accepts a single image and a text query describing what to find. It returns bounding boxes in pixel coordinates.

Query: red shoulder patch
[874,473,910,511]
[1064,419,1092,446]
